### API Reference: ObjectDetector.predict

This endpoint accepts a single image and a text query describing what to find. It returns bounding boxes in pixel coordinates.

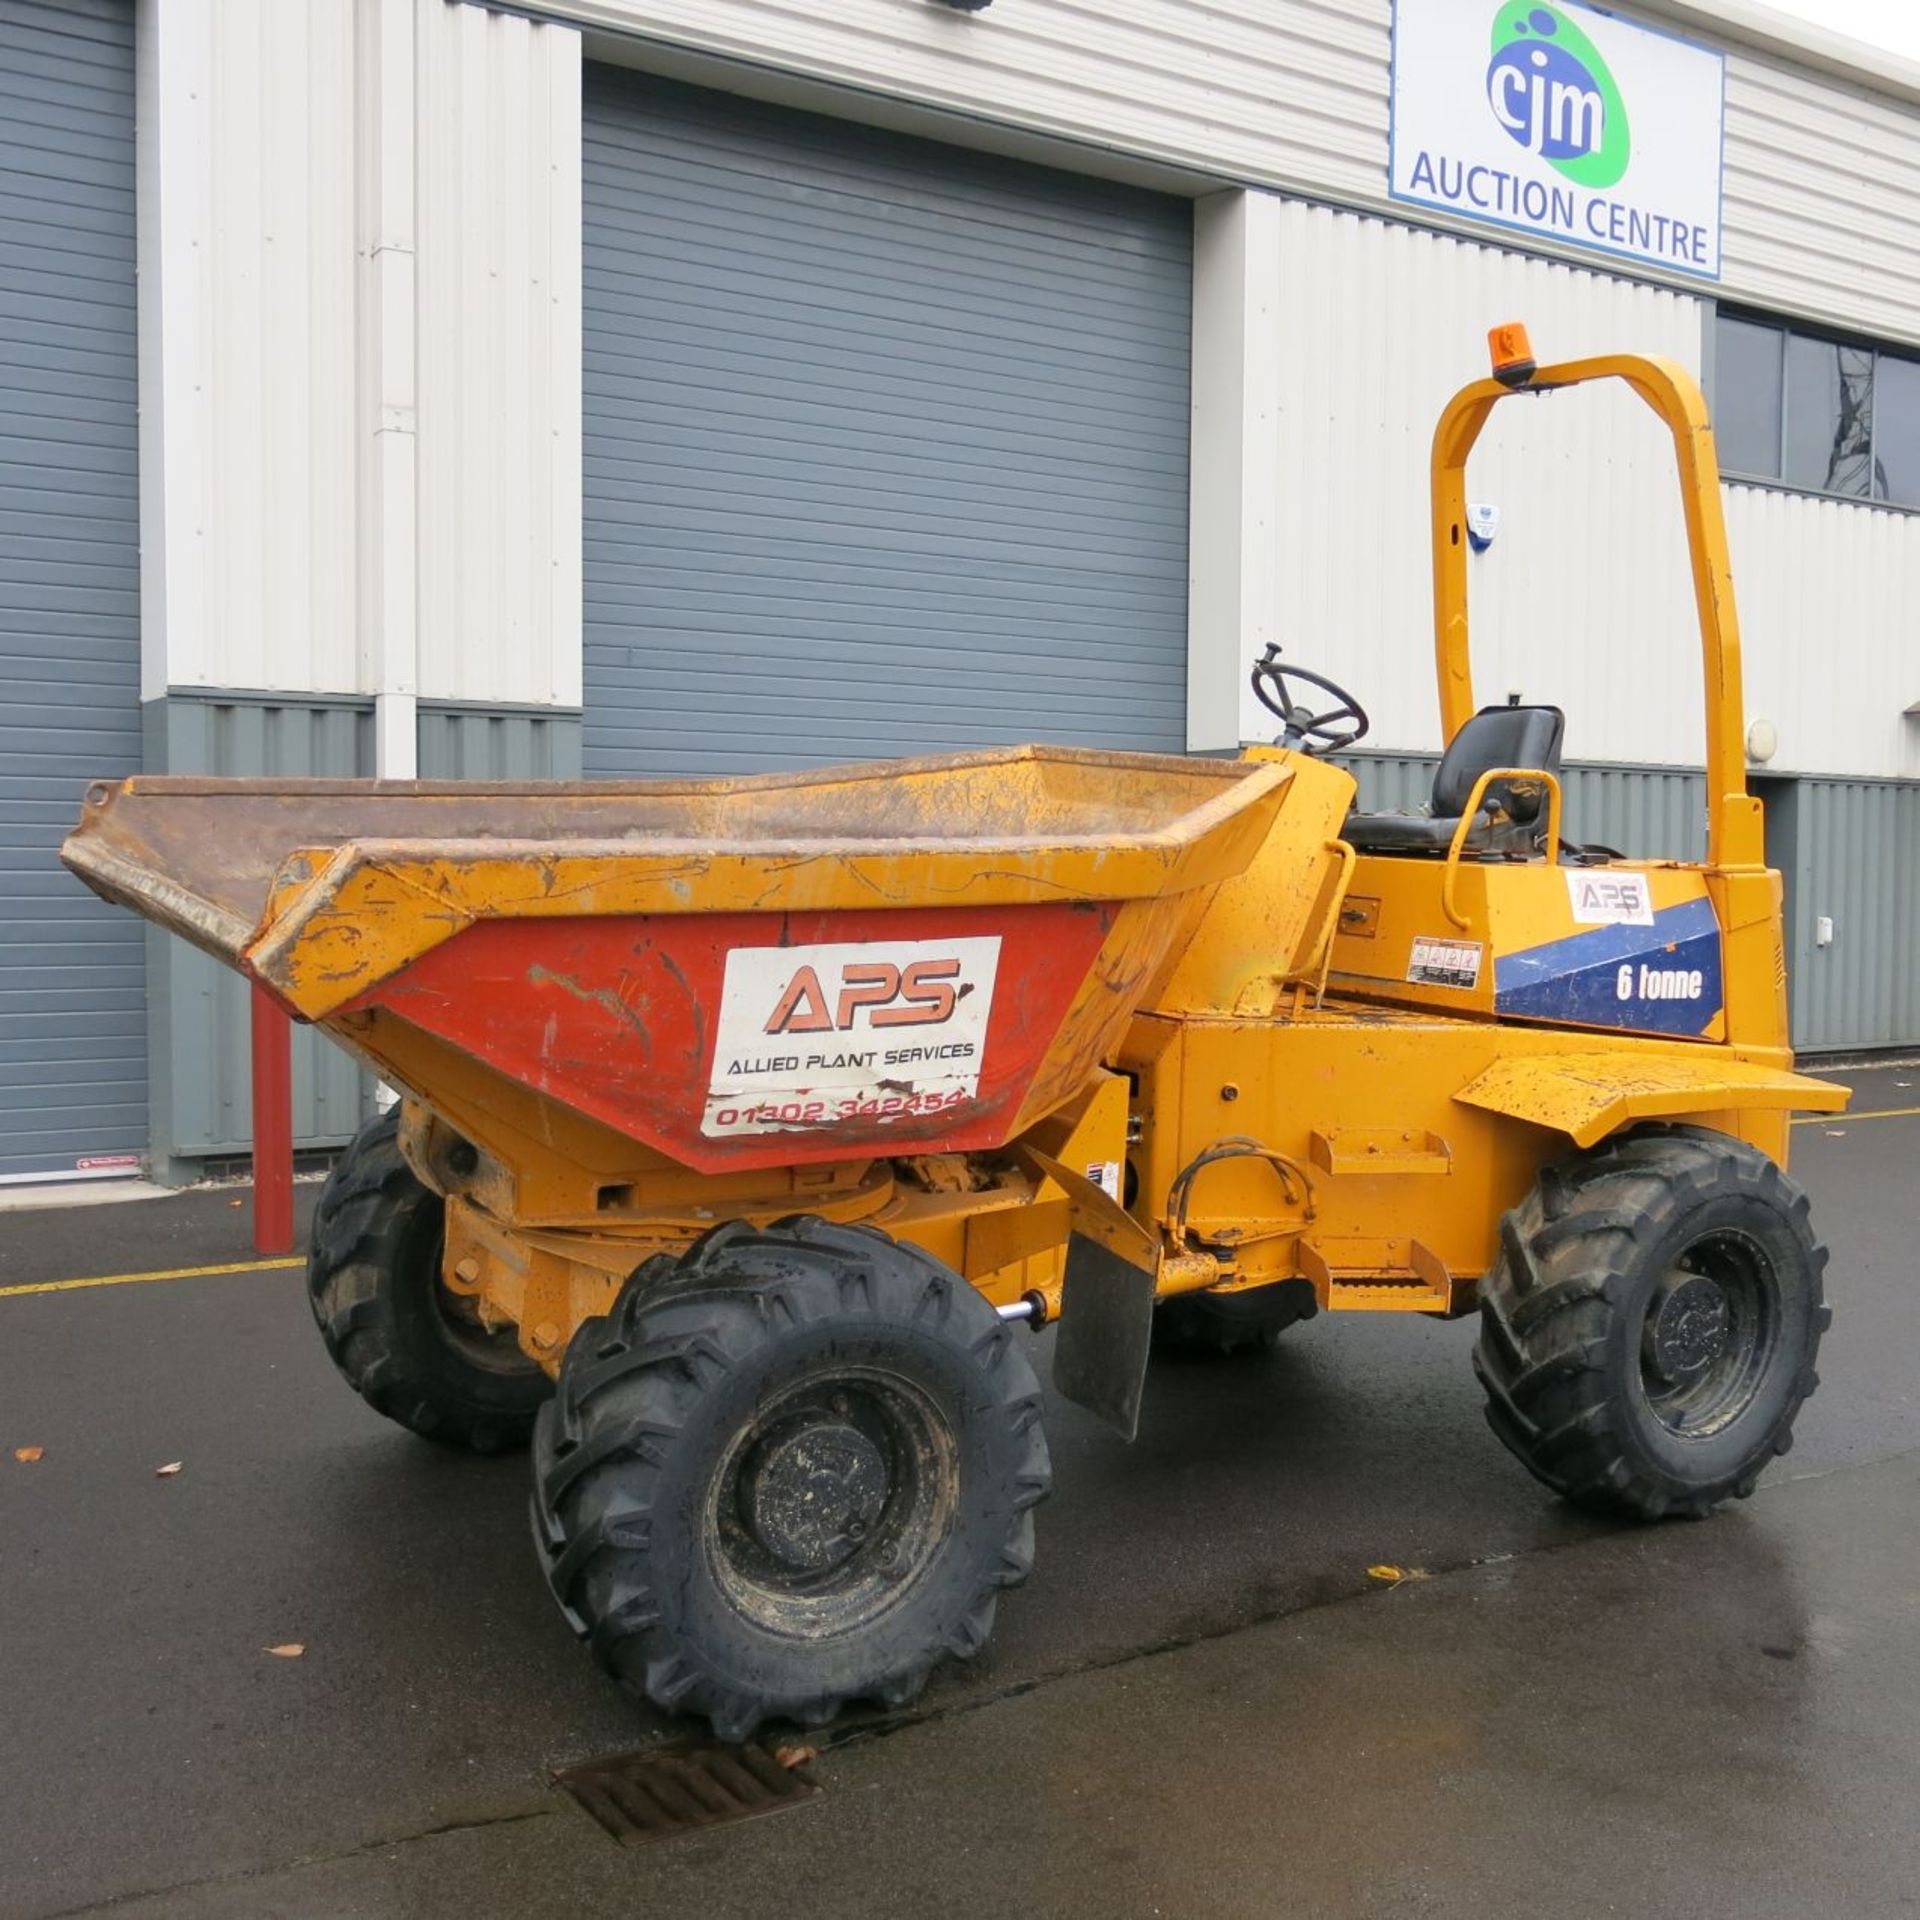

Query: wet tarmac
[1,1066,1916,1918]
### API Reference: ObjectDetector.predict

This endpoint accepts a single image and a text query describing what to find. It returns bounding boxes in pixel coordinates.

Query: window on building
[1713,310,1920,509]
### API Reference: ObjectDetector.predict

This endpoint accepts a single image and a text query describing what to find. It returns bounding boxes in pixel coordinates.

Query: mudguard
[1453,1050,1847,1149]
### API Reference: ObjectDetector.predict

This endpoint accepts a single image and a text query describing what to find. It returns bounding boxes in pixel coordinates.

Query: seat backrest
[1431,705,1565,821]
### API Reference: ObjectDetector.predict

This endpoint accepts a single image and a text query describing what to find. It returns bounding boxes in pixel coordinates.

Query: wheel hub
[1645,1270,1732,1387]
[739,1420,890,1573]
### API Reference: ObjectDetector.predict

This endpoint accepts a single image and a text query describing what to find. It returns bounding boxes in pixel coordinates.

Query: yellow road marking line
[0,1255,303,1299]
[1792,1105,1920,1127]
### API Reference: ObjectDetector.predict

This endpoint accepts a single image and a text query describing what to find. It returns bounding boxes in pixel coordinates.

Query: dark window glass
[1714,316,1784,478]
[1785,334,1873,497]
[1872,352,1920,508]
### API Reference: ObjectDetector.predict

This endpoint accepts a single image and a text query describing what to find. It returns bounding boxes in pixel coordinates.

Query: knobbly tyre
[65,328,1845,1741]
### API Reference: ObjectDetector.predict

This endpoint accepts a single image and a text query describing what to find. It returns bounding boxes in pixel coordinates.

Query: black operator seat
[1343,704,1566,856]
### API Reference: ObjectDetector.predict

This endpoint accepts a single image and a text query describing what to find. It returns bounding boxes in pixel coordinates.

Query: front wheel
[1475,1126,1829,1520]
[530,1216,1051,1741]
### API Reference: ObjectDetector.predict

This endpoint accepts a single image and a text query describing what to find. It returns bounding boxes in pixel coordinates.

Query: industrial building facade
[2,0,1916,1183]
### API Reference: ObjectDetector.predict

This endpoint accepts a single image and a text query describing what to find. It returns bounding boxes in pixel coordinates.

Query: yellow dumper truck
[65,331,1845,1739]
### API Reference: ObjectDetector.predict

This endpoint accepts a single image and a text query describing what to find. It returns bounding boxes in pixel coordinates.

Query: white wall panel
[1724,486,1920,782]
[141,0,580,708]
[1721,54,1920,345]
[541,0,1920,346]
[140,0,359,698]
[554,0,1390,205]
[1246,200,1710,769]
[1230,201,1920,779]
[416,0,583,707]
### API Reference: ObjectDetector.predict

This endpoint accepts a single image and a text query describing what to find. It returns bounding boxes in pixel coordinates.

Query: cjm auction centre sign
[1390,0,1725,279]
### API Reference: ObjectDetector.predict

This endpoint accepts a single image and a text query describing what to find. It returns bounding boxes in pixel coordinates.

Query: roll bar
[1429,338,1764,873]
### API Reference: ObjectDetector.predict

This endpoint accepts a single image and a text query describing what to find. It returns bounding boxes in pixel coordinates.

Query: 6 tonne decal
[1495,895,1724,1036]
[705,937,1002,1137]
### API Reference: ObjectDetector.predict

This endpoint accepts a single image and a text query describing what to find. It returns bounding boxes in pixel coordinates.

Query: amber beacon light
[1488,322,1537,386]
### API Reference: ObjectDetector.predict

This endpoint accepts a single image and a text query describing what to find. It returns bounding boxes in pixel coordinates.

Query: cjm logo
[765,959,964,1036]
[1486,3,1631,190]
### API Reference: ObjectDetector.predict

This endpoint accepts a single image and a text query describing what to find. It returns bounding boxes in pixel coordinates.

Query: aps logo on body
[1389,0,1724,279]
[704,936,1001,1138]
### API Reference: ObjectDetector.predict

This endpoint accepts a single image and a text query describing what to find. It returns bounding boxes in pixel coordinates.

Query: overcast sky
[1754,0,1920,61]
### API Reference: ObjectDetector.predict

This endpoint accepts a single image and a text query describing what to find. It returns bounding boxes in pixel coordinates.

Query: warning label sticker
[1408,935,1484,991]
[703,936,1002,1138]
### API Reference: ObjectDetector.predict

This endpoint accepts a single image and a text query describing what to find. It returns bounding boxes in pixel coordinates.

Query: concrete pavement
[2,1067,1916,1918]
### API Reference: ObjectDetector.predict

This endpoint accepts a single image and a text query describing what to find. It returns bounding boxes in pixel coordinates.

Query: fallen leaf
[154,1461,183,1478]
[229,1197,244,1209]
[13,1446,44,1464]
[264,1643,305,1658]
[773,1744,818,1769]
[1367,1564,1430,1588]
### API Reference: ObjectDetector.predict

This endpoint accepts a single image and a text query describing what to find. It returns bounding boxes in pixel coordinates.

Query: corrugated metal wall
[1723,484,1920,783]
[144,698,373,1167]
[547,0,1920,346]
[1723,46,1920,348]
[146,0,359,699]
[1340,752,1709,862]
[1784,778,1920,1054]
[1251,201,1710,766]
[147,0,583,711]
[416,0,582,710]
[417,706,583,778]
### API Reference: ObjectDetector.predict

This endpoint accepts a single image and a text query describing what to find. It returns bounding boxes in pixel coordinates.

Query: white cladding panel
[546,0,1920,345]
[1724,485,1920,782]
[141,0,580,706]
[142,0,359,697]
[1245,202,1920,780]
[416,0,583,708]
[554,0,1390,205]
[1721,53,1920,349]
[1250,200,1711,768]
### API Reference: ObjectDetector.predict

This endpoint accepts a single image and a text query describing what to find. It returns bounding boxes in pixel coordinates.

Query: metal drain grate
[555,1743,822,1846]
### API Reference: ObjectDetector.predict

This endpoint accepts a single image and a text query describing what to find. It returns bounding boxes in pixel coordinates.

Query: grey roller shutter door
[0,0,142,1179]
[582,70,1191,777]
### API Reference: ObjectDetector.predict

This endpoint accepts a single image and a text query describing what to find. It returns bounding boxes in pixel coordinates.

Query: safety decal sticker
[704,936,1001,1138]
[1565,868,1654,926]
[1408,935,1484,990]
[1086,1161,1123,1201]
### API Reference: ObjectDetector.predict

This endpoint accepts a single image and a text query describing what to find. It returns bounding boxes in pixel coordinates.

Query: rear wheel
[1153,1279,1317,1357]
[307,1109,550,1452]
[1475,1126,1828,1520]
[531,1216,1050,1740]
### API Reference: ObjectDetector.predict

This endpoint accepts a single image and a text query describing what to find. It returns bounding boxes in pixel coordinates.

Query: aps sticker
[704,936,1001,1138]
[1565,868,1653,927]
[1408,935,1484,991]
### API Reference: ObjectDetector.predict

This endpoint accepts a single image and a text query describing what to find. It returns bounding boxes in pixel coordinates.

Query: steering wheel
[1249,645,1370,755]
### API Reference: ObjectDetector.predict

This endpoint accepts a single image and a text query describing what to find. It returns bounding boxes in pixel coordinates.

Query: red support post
[250,982,295,1256]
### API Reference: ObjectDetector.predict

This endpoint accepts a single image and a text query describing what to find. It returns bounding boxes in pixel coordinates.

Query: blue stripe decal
[1494,898,1723,1036]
